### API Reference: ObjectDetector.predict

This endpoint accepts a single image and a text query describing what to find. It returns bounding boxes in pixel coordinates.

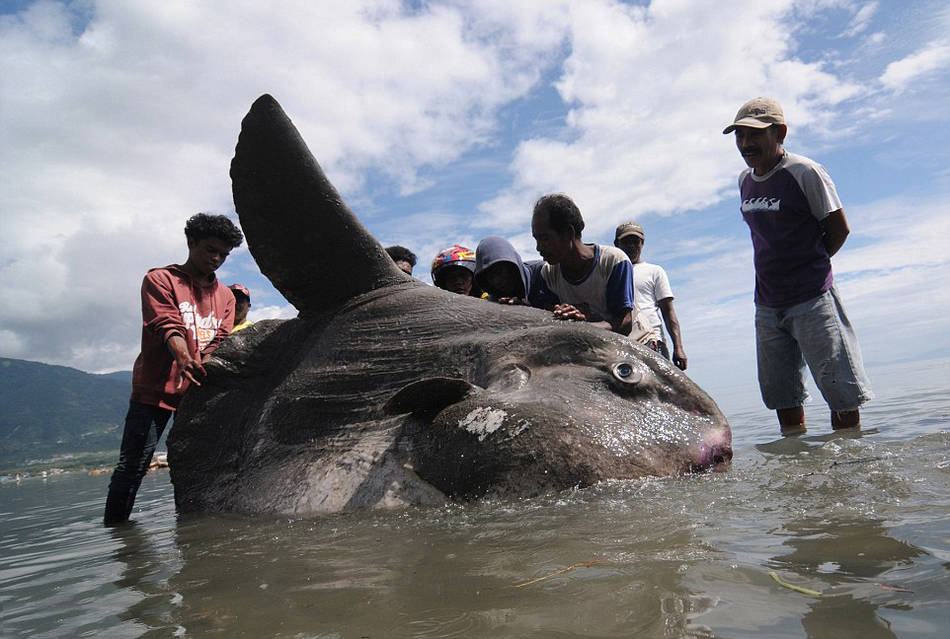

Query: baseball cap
[722,97,785,134]
[229,284,250,301]
[615,221,645,242]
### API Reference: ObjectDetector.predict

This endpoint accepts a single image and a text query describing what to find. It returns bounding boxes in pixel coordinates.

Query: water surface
[2,357,948,638]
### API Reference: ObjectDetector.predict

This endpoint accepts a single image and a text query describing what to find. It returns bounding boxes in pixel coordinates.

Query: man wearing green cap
[724,97,873,435]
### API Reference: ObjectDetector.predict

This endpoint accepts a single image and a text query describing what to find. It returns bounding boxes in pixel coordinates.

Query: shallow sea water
[1,357,948,638]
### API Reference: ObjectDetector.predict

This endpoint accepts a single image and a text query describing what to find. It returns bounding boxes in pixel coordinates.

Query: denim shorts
[755,285,873,411]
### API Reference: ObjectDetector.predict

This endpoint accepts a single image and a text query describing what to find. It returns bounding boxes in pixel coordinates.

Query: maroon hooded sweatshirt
[130,264,235,410]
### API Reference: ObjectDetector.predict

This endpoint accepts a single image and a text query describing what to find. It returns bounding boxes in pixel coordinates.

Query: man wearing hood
[474,236,555,308]
[103,213,244,526]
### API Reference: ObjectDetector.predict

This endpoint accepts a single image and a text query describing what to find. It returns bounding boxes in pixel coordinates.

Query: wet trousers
[103,401,172,526]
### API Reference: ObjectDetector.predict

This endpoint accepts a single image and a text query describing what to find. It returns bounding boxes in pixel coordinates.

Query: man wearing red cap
[229,284,253,332]
[724,97,873,435]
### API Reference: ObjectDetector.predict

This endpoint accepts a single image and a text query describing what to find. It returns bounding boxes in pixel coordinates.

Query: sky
[2,0,949,408]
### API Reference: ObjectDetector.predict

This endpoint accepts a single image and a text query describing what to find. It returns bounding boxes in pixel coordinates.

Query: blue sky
[1,0,948,406]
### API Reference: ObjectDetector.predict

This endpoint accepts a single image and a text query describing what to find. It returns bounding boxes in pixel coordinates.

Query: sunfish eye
[612,362,642,384]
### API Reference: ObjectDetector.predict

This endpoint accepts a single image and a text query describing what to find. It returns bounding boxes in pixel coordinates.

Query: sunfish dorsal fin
[230,94,409,315]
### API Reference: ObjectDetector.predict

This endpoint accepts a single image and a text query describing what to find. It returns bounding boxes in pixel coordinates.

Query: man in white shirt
[614,221,687,370]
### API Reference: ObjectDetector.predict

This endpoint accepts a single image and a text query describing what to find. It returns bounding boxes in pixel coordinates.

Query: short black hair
[385,245,417,266]
[229,287,250,303]
[533,194,584,238]
[184,213,244,248]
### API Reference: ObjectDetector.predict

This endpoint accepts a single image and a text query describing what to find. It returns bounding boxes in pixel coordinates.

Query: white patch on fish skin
[459,407,508,441]
[509,420,530,438]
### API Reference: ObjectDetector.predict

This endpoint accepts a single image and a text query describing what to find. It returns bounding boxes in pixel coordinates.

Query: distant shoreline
[0,449,168,482]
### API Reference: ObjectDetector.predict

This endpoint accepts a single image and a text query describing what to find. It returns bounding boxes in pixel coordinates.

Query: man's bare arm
[166,333,206,388]
[610,308,633,336]
[821,209,850,257]
[552,304,630,335]
[657,298,687,370]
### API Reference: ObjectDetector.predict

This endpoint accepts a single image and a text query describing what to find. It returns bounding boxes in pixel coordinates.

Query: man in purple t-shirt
[723,97,873,436]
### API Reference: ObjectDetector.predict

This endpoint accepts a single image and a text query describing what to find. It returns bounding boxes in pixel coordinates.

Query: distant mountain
[0,358,131,469]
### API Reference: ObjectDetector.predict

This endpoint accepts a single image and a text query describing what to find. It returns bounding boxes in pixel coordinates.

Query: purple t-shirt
[739,152,842,308]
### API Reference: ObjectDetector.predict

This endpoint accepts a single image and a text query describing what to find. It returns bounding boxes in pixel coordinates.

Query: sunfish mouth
[686,429,733,473]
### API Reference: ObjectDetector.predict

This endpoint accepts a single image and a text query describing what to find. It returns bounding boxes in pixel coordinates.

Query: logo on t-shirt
[741,197,781,213]
[178,301,222,351]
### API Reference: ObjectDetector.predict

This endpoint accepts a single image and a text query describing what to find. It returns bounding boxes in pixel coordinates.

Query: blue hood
[474,236,533,300]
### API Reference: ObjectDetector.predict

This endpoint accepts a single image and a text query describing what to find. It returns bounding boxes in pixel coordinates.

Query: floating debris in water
[830,456,883,467]
[800,455,885,477]
[768,571,822,597]
[514,561,600,588]
[876,583,914,593]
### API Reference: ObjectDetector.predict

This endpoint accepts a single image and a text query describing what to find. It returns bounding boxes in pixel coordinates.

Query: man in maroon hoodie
[104,213,244,526]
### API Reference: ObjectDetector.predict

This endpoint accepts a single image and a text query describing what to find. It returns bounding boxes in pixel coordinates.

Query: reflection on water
[109,521,184,637]
[151,499,715,638]
[1,357,949,638]
[772,515,924,639]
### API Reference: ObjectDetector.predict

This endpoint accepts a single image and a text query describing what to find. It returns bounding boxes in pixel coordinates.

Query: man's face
[481,262,523,298]
[439,266,473,296]
[734,125,785,175]
[532,211,573,265]
[187,236,232,277]
[394,260,413,275]
[234,299,251,323]
[615,235,643,263]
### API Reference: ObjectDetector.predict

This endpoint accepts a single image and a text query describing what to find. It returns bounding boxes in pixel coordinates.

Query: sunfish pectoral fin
[384,378,482,416]
[230,94,409,314]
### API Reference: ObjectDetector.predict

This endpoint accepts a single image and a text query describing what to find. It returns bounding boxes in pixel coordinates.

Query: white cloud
[247,304,297,323]
[670,192,950,396]
[833,195,950,276]
[0,330,28,359]
[0,0,562,372]
[478,0,864,238]
[1,0,948,383]
[880,41,950,91]
[841,1,878,38]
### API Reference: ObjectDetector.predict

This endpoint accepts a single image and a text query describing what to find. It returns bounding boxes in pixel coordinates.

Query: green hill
[0,357,131,471]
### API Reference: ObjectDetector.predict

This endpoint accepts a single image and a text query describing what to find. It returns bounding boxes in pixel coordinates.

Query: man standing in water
[724,97,872,435]
[104,213,244,525]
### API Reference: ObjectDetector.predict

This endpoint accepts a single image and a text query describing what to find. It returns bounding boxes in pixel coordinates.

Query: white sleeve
[798,162,843,221]
[653,266,673,301]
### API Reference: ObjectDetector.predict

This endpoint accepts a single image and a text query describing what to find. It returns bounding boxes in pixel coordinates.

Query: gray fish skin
[168,95,732,516]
